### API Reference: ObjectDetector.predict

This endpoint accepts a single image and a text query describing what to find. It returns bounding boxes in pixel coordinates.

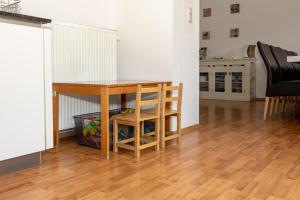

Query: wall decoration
[202,31,210,40]
[203,8,211,17]
[231,4,240,14]
[230,28,239,38]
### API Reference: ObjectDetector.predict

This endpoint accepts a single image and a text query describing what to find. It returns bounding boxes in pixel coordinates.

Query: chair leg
[293,96,297,112]
[141,121,144,135]
[281,97,286,113]
[286,96,291,113]
[155,118,160,151]
[291,96,295,113]
[160,116,166,148]
[269,97,275,117]
[297,96,300,111]
[113,120,118,153]
[134,123,140,158]
[140,121,144,145]
[177,113,182,145]
[263,97,270,120]
[291,96,295,112]
[286,97,291,113]
[274,97,280,115]
[290,96,293,112]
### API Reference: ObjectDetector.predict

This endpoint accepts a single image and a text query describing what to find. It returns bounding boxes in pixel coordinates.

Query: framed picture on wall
[230,28,239,38]
[203,8,211,17]
[231,4,240,14]
[202,31,210,40]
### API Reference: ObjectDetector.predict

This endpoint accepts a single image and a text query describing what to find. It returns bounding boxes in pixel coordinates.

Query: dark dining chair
[286,51,300,80]
[257,41,300,120]
[271,46,298,82]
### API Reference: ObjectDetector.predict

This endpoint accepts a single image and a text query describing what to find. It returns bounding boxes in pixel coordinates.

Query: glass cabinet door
[215,72,226,92]
[231,72,243,93]
[200,72,209,92]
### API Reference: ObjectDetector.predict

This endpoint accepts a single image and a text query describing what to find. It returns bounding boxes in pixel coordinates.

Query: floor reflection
[199,99,300,128]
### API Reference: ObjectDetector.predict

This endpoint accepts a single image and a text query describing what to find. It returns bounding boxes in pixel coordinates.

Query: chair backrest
[161,83,183,115]
[270,46,297,81]
[257,41,281,85]
[135,84,161,121]
[287,51,300,79]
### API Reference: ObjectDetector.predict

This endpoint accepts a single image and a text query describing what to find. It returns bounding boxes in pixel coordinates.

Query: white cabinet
[0,22,52,161]
[200,59,256,101]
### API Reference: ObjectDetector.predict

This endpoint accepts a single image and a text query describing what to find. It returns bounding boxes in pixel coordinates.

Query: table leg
[53,91,59,146]
[101,87,110,159]
[121,94,127,109]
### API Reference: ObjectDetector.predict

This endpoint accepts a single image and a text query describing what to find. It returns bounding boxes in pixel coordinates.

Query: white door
[0,22,45,161]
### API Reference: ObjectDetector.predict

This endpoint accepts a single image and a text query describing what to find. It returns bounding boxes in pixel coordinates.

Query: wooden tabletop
[53,80,171,87]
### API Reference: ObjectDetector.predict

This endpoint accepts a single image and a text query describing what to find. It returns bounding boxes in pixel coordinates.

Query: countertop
[0,11,51,24]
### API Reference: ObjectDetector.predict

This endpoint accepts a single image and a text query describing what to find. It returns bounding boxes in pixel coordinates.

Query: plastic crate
[73,108,131,149]
[73,108,155,150]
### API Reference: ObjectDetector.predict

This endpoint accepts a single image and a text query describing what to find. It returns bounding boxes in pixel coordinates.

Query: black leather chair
[257,41,300,120]
[286,51,300,80]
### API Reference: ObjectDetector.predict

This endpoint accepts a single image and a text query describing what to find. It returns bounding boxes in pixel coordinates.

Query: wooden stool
[160,83,183,148]
[113,84,161,158]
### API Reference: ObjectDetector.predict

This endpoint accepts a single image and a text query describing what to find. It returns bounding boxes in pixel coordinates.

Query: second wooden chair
[160,83,183,148]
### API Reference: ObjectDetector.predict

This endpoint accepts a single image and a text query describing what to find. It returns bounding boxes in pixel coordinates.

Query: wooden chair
[160,83,183,148]
[113,84,161,157]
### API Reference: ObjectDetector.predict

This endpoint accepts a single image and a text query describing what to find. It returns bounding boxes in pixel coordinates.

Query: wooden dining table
[53,80,171,159]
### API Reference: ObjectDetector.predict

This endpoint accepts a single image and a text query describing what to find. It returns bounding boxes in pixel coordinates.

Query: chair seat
[281,79,300,84]
[143,108,179,116]
[113,112,158,122]
[165,109,179,116]
[270,81,300,96]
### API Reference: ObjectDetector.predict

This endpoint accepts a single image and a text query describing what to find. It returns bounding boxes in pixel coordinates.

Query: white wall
[173,0,199,127]
[200,0,300,98]
[20,0,200,128]
[116,0,200,128]
[21,0,116,29]
[116,0,173,81]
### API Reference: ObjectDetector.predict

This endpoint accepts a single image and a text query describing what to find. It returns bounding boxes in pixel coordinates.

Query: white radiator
[51,22,119,130]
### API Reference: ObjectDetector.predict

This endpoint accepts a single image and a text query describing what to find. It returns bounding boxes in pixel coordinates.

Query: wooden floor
[1,100,300,200]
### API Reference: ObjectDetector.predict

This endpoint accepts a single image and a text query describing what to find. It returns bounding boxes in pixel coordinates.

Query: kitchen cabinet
[0,16,52,170]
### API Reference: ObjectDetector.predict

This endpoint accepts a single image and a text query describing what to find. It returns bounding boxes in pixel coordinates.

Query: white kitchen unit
[200,58,256,101]
[0,13,52,174]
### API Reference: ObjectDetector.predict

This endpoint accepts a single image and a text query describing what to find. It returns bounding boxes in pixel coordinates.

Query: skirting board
[0,152,41,175]
[182,124,200,134]
[60,129,76,139]
[256,98,266,101]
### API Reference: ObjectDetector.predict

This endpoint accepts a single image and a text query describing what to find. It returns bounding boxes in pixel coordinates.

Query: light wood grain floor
[1,100,300,200]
